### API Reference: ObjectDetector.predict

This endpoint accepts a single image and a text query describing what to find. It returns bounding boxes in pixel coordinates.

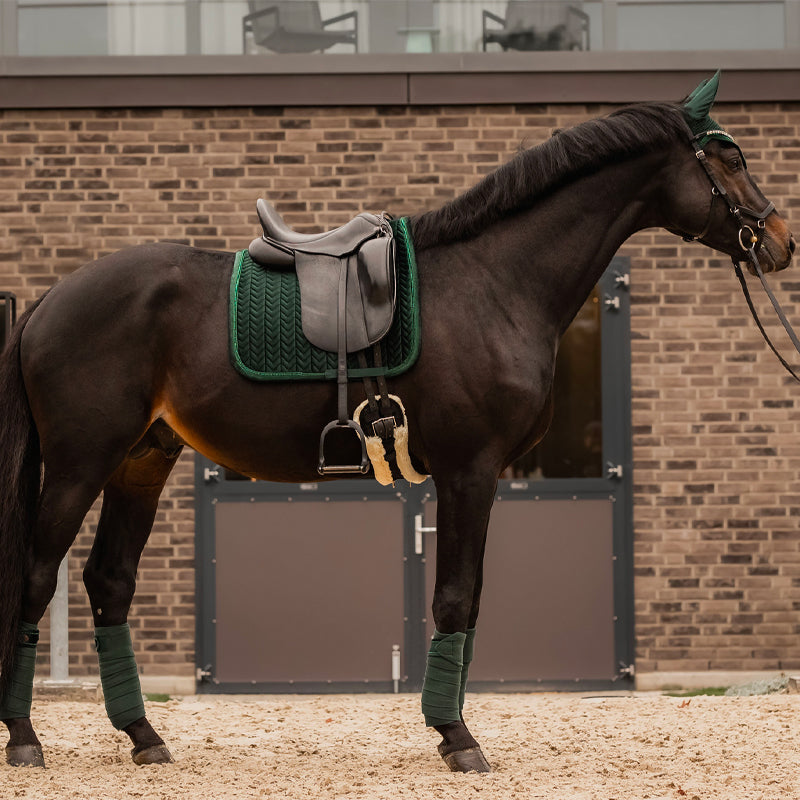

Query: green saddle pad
[230,216,420,381]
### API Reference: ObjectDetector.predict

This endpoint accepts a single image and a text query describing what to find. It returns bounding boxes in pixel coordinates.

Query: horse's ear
[681,70,721,132]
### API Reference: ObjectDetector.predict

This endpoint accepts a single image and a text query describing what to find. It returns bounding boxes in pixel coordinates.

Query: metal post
[50,556,69,682]
[602,0,618,51]
[786,1,800,49]
[185,0,201,55]
[0,1,19,56]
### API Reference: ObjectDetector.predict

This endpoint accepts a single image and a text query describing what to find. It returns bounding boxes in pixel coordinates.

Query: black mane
[410,102,692,249]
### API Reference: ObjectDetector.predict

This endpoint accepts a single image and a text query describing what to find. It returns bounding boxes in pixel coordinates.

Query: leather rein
[683,131,800,383]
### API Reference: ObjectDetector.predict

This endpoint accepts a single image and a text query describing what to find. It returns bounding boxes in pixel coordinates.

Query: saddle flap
[296,235,396,354]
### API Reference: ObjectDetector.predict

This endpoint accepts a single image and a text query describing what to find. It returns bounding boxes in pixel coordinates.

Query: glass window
[3,0,796,57]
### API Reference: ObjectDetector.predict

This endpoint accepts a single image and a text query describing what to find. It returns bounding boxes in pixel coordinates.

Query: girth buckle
[371,416,397,439]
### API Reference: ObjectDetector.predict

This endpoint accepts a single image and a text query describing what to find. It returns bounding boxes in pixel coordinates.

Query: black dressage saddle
[248,198,395,353]
[248,199,397,474]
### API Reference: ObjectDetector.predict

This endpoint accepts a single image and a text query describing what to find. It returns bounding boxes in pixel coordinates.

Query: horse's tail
[0,294,45,696]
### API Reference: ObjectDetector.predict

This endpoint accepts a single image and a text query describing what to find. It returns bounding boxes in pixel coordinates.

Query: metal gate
[195,257,633,692]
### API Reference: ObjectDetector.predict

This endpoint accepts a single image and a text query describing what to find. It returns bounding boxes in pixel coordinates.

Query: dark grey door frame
[1,292,17,349]
[194,256,632,692]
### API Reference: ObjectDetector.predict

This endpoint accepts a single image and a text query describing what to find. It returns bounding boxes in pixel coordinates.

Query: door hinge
[203,467,221,483]
[613,662,635,682]
[613,271,630,289]
[603,294,620,311]
[606,462,624,479]
[196,664,213,682]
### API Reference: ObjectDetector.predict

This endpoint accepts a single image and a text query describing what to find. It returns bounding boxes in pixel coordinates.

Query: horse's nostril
[790,236,797,255]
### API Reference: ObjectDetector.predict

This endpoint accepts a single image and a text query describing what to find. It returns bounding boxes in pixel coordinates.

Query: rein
[687,132,800,383]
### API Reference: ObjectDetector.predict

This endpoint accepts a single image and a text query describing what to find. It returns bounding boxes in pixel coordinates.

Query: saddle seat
[249,198,387,268]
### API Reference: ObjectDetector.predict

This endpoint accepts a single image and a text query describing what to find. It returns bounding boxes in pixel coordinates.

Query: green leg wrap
[95,624,146,731]
[421,630,466,727]
[0,622,39,720]
[458,628,476,715]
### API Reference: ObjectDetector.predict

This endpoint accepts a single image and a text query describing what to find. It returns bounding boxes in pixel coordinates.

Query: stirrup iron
[318,419,370,475]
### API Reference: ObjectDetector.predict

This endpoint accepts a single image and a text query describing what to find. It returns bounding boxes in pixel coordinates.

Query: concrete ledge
[636,671,788,692]
[141,675,196,696]
[33,675,196,699]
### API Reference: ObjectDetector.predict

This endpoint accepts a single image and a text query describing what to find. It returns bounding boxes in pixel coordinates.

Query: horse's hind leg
[3,475,108,767]
[82,426,183,765]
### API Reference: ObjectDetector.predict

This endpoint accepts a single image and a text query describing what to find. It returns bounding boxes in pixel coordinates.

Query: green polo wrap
[459,627,476,713]
[95,624,146,730]
[0,622,39,720]
[421,630,466,727]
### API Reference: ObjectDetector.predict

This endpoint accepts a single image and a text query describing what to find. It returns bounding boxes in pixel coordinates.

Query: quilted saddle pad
[229,216,420,381]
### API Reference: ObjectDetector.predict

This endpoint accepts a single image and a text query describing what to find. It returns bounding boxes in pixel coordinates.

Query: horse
[0,79,795,774]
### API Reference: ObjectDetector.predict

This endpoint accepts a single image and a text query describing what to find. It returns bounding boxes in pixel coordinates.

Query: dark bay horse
[0,88,795,773]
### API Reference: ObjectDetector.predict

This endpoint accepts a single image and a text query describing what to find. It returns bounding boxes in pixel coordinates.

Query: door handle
[413,513,436,555]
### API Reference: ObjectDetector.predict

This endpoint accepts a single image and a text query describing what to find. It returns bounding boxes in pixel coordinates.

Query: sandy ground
[2,692,799,800]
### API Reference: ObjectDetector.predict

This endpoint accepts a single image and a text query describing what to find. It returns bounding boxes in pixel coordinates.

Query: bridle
[684,130,800,382]
[683,131,775,251]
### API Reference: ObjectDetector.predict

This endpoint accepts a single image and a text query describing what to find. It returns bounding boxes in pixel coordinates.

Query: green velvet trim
[0,622,39,720]
[459,627,476,714]
[95,624,145,731]
[421,630,466,727]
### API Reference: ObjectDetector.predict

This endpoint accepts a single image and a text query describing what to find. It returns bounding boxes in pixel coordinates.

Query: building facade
[1,1,799,691]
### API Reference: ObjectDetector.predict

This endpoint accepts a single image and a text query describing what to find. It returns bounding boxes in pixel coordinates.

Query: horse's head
[664,72,795,275]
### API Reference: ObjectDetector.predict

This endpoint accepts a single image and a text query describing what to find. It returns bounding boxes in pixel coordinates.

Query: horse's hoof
[6,743,45,768]
[131,743,174,765]
[439,745,491,773]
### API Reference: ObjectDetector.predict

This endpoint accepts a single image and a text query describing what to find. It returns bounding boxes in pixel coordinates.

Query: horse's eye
[729,158,741,171]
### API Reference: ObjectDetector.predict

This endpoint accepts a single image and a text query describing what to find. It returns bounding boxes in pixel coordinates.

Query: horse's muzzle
[753,230,795,275]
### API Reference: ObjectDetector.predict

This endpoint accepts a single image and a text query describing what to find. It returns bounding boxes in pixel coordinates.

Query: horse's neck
[489,151,667,333]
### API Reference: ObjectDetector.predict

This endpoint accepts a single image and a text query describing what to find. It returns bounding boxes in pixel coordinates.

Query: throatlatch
[95,624,146,730]
[0,622,39,720]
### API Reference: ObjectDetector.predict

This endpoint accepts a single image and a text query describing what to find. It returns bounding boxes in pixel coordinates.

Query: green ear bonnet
[681,70,745,165]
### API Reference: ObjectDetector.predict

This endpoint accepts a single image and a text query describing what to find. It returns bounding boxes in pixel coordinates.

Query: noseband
[686,131,800,383]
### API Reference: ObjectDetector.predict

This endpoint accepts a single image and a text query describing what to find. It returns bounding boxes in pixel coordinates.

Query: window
[3,0,797,57]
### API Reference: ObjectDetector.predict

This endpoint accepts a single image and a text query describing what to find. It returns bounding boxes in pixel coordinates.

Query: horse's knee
[432,586,473,633]
[83,562,135,625]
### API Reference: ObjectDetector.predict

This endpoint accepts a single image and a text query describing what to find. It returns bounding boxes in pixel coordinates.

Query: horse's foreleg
[83,445,181,766]
[3,476,106,767]
[425,468,496,774]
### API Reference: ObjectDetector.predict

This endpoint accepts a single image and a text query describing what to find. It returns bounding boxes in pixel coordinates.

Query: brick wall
[0,102,798,680]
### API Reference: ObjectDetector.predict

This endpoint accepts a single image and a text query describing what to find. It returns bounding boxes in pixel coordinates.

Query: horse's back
[23,243,233,353]
[19,243,236,444]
